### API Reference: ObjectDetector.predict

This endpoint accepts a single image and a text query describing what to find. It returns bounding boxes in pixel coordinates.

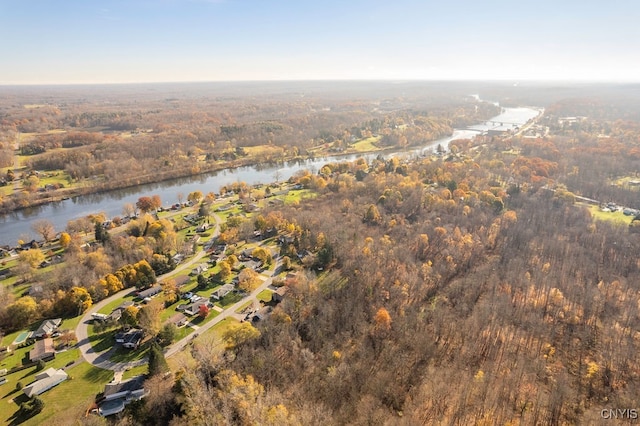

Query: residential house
[115,329,144,349]
[98,375,147,417]
[122,330,143,349]
[174,275,190,288]
[29,338,55,362]
[278,234,295,245]
[23,368,68,398]
[251,306,272,322]
[108,301,135,322]
[137,285,162,300]
[166,313,188,328]
[271,286,288,303]
[183,299,211,316]
[33,318,62,339]
[190,263,208,276]
[211,283,234,301]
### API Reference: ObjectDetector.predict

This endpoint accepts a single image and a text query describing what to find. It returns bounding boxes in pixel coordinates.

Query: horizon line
[1,77,640,88]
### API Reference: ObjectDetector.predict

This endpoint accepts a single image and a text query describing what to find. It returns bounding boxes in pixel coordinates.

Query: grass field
[214,292,243,309]
[243,144,285,158]
[122,364,148,381]
[96,294,136,315]
[282,188,316,205]
[349,136,382,152]
[109,344,149,364]
[234,301,252,314]
[257,289,272,303]
[21,362,113,426]
[87,324,118,353]
[188,309,220,328]
[199,317,239,342]
[0,350,100,426]
[581,203,633,226]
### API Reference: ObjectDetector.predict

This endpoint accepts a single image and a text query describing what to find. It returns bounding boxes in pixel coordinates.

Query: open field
[257,289,272,302]
[21,362,113,426]
[243,144,285,158]
[349,136,382,152]
[0,351,105,426]
[581,203,634,226]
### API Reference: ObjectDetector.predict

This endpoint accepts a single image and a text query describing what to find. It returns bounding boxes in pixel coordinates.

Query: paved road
[75,212,222,371]
[75,212,281,372]
[164,264,280,358]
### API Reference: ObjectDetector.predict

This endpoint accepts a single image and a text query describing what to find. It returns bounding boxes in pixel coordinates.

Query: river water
[0,105,539,246]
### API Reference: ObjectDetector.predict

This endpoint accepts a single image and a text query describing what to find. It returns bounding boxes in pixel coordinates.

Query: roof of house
[137,285,162,299]
[33,318,62,337]
[123,330,143,346]
[252,306,272,322]
[272,286,288,301]
[29,338,55,361]
[99,399,126,417]
[184,299,210,315]
[211,283,235,300]
[34,367,58,381]
[23,369,68,398]
[167,313,188,326]
[103,375,146,400]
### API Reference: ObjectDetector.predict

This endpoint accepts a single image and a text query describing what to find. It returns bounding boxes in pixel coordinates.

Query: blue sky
[0,0,638,84]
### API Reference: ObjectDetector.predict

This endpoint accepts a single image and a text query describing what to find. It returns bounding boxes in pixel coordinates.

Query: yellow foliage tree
[59,232,71,248]
[374,307,392,331]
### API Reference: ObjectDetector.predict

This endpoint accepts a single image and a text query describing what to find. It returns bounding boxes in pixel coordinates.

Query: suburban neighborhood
[0,183,309,423]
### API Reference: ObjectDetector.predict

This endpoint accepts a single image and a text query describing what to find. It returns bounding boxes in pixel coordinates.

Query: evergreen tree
[94,222,110,244]
[148,341,169,377]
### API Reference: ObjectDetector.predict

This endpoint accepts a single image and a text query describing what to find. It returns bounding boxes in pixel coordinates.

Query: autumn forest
[1,81,640,425]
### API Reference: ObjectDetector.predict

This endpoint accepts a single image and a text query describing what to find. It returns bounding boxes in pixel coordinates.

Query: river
[0,105,540,246]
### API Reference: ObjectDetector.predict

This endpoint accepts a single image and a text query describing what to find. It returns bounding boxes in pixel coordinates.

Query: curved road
[75,212,280,372]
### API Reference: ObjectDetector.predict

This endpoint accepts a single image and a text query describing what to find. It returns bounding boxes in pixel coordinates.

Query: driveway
[75,213,281,371]
[75,212,222,371]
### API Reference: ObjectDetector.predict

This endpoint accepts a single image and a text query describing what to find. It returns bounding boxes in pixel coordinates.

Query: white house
[23,368,68,398]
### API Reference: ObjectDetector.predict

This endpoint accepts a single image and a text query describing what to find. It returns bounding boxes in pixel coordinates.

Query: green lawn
[172,324,195,342]
[234,301,252,314]
[0,344,34,372]
[198,318,239,341]
[0,257,19,270]
[282,189,316,205]
[21,362,113,426]
[122,364,148,381]
[257,289,272,303]
[214,292,243,309]
[1,330,23,349]
[87,325,118,353]
[349,135,382,152]
[0,352,95,426]
[582,203,633,226]
[188,309,220,328]
[109,344,148,364]
[38,171,70,188]
[96,294,136,315]
[60,316,83,333]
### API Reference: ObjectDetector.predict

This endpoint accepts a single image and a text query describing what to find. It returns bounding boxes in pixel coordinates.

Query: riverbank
[0,133,450,217]
[0,105,539,246]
